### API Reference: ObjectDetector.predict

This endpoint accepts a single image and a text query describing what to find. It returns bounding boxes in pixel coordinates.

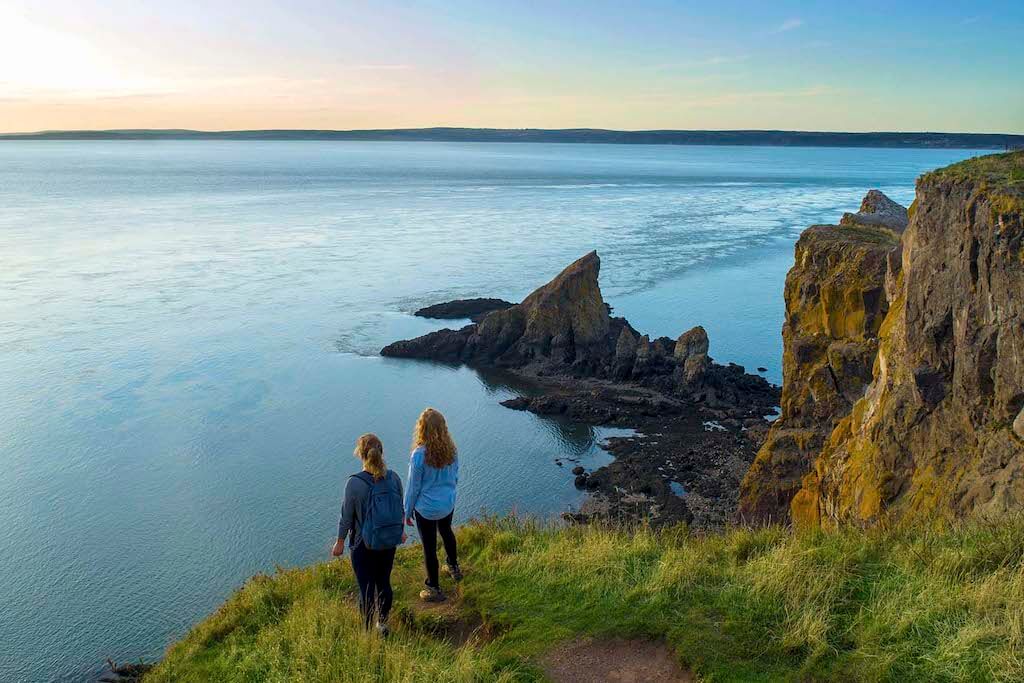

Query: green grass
[925,151,1024,195]
[148,517,1024,682]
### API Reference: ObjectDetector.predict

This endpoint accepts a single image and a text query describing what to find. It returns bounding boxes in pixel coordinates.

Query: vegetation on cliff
[148,517,1024,682]
[924,151,1024,190]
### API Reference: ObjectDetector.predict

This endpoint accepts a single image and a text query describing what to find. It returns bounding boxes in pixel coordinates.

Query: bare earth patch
[543,638,695,682]
[400,589,497,647]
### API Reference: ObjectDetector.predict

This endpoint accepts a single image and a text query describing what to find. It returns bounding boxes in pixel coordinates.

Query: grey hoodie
[337,469,403,549]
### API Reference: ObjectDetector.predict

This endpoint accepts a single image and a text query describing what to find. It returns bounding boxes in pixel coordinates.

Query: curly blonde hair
[412,408,457,468]
[354,433,387,480]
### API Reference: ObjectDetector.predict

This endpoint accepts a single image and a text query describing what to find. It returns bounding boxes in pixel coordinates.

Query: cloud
[770,18,805,34]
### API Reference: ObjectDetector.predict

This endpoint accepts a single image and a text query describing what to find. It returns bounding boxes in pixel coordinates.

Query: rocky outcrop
[384,252,612,369]
[383,251,778,411]
[414,298,514,322]
[840,190,909,232]
[675,326,710,385]
[471,251,613,370]
[738,191,905,523]
[790,153,1024,527]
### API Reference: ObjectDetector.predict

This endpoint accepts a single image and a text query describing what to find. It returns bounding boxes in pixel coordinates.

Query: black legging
[415,510,458,589]
[350,542,396,628]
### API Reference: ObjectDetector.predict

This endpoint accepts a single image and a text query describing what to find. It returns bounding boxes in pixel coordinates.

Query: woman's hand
[331,538,345,557]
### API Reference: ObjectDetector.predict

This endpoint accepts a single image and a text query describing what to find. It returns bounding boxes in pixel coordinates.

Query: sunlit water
[0,141,983,681]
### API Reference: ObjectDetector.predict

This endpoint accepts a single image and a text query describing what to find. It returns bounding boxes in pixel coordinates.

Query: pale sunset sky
[1,0,1022,134]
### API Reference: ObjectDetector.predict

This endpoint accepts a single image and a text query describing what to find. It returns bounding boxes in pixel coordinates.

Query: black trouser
[350,542,396,628]
[415,510,458,589]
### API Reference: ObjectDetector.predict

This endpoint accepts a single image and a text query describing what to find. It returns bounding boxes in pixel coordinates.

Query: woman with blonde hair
[332,433,406,635]
[404,408,461,602]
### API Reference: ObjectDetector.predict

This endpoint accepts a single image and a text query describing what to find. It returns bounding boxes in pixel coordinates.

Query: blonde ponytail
[354,433,387,480]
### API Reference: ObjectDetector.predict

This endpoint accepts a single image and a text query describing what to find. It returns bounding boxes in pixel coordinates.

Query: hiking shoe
[375,621,390,638]
[419,586,446,602]
[444,563,464,582]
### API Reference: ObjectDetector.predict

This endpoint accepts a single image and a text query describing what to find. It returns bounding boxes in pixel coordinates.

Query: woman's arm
[405,451,423,525]
[395,472,405,517]
[394,472,408,543]
[333,478,357,556]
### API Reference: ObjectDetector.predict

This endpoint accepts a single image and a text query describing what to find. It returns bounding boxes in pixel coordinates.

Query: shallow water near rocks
[0,141,983,680]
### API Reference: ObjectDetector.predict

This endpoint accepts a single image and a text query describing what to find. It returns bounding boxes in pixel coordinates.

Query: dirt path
[402,589,495,647]
[543,638,695,683]
[399,582,693,681]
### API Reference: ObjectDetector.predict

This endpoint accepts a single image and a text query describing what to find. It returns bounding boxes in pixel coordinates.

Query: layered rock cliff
[738,191,907,522]
[743,151,1024,526]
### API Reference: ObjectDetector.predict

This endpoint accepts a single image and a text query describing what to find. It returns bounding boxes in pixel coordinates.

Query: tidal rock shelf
[382,251,779,529]
[413,297,515,322]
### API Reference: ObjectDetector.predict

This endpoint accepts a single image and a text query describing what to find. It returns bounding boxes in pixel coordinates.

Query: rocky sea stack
[742,151,1024,527]
[383,251,777,412]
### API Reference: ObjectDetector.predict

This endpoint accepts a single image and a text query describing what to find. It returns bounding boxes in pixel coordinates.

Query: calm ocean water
[0,141,983,681]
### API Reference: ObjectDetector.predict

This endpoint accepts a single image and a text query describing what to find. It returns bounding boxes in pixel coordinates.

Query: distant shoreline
[2,127,1021,149]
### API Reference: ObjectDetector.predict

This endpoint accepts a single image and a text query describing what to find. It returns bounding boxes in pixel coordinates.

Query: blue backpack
[351,471,405,550]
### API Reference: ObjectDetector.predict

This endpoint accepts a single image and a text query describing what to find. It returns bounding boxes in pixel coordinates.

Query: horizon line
[3,125,1024,137]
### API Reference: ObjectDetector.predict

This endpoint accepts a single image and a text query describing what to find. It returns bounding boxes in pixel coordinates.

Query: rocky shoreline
[500,375,774,528]
[382,251,780,529]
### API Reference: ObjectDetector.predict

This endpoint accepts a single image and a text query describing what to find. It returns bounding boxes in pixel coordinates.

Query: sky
[1,0,1022,134]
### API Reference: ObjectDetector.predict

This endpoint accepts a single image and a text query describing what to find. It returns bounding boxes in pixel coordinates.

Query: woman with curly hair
[404,408,461,602]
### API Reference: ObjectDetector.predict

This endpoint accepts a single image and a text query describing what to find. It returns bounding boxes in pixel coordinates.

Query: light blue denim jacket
[404,446,458,520]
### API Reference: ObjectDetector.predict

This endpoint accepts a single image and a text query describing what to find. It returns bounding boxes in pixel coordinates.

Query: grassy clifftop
[925,150,1024,186]
[148,518,1024,682]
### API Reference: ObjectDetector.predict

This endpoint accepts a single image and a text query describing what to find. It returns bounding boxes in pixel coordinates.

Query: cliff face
[782,152,1024,527]
[739,192,906,522]
[743,154,1024,526]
